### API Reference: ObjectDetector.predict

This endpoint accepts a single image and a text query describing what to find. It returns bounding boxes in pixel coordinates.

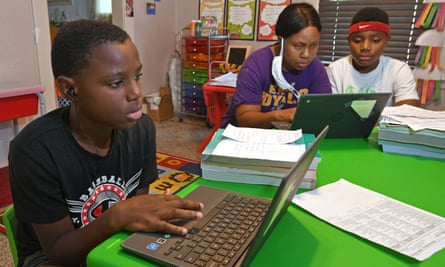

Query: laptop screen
[290,93,391,138]
[240,125,329,266]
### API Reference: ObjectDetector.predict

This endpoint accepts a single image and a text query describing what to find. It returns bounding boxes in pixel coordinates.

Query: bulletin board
[226,0,257,40]
[257,0,290,41]
[199,0,226,30]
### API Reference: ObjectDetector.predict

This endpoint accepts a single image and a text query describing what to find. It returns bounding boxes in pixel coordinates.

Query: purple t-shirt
[220,45,331,128]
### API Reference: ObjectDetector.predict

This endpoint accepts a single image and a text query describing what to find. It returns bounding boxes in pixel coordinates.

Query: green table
[87,136,445,267]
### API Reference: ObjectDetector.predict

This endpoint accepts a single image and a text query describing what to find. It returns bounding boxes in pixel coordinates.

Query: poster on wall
[199,0,226,31]
[125,0,134,17]
[257,0,290,41]
[227,0,256,40]
[146,2,156,15]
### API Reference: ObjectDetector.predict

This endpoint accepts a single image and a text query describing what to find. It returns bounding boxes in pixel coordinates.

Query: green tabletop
[87,136,445,267]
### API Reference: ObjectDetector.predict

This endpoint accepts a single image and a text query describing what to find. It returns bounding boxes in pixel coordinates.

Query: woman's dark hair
[275,3,321,38]
[51,19,130,78]
[351,7,389,25]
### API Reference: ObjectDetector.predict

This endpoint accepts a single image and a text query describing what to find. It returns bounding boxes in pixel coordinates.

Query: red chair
[198,82,235,152]
[0,86,45,135]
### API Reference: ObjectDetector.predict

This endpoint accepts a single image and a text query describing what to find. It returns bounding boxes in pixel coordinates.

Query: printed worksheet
[292,179,445,261]
[381,104,445,131]
[222,123,303,144]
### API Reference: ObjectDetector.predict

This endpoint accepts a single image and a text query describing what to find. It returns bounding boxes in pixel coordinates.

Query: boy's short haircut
[51,20,130,78]
[351,7,389,25]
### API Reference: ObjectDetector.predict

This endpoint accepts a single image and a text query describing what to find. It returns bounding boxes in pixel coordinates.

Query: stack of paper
[200,124,321,189]
[209,72,237,87]
[377,105,445,159]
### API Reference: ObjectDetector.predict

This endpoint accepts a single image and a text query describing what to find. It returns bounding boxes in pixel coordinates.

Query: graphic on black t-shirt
[67,169,142,228]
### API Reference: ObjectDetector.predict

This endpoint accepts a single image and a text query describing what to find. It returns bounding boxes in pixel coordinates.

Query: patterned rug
[149,152,201,194]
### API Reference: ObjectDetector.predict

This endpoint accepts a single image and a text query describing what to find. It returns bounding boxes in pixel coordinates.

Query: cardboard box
[144,87,174,123]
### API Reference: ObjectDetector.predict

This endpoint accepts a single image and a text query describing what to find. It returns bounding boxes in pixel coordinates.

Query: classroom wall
[41,0,445,110]
[132,0,197,94]
[124,0,318,95]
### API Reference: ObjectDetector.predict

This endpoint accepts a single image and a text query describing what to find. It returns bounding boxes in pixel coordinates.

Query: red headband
[348,21,390,36]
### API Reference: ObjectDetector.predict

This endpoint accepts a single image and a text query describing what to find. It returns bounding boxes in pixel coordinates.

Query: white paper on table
[222,123,303,144]
[292,179,445,261]
[211,138,306,162]
[380,105,445,132]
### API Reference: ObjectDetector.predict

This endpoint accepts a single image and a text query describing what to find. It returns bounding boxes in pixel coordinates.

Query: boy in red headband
[327,7,420,106]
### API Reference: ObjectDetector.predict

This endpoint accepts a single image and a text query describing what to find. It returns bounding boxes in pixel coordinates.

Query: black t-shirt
[8,107,157,265]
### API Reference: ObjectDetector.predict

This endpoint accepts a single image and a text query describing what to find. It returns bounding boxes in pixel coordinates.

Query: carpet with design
[150,152,202,194]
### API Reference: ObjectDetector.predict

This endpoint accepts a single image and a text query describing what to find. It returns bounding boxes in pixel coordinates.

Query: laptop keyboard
[163,193,269,266]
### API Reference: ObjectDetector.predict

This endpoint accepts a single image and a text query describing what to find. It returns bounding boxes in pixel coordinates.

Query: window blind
[318,0,424,67]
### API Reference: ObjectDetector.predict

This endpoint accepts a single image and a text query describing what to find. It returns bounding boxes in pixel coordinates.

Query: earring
[69,88,76,97]
[68,88,78,103]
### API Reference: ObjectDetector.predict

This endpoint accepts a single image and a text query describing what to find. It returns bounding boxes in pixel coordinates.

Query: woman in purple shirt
[221,3,331,129]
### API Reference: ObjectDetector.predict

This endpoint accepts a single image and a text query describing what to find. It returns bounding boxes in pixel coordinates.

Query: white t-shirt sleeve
[389,60,419,103]
[327,57,350,94]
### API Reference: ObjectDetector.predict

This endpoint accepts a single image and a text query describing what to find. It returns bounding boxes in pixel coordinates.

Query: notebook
[290,93,391,138]
[121,126,329,267]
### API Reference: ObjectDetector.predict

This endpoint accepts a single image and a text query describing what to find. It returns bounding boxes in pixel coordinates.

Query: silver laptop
[290,93,391,138]
[121,126,329,267]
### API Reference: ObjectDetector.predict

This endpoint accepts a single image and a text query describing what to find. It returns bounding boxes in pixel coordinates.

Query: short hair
[51,19,130,78]
[275,3,321,39]
[351,7,389,25]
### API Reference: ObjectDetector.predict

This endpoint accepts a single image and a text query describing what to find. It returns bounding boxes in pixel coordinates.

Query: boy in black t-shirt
[9,20,203,267]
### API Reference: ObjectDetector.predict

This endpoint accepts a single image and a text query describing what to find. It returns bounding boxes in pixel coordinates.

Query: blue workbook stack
[378,123,445,160]
[200,129,321,189]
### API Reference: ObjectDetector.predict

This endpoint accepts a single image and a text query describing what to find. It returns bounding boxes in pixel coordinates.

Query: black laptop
[289,93,391,138]
[121,126,329,267]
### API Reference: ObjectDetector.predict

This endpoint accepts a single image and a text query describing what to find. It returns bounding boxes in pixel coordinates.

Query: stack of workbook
[377,105,445,159]
[200,124,321,189]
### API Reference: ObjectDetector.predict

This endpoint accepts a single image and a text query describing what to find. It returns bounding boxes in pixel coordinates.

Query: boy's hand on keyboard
[108,194,204,236]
